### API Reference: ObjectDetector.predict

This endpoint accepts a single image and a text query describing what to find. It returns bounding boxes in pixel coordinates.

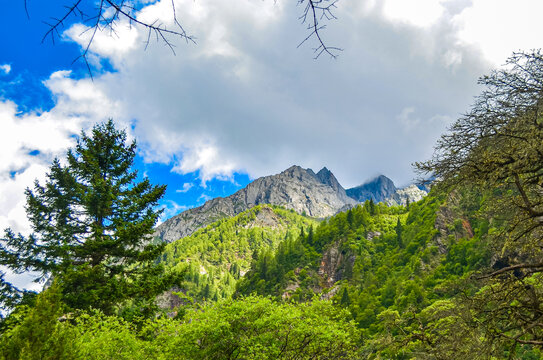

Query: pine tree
[346,209,353,227]
[340,288,351,306]
[1,120,169,314]
[395,218,403,248]
[307,225,314,245]
[368,199,376,216]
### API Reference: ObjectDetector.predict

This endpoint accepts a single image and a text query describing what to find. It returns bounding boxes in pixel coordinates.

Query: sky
[1,1,543,288]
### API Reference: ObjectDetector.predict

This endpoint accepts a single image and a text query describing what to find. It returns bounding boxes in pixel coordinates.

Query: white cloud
[381,0,446,28]
[197,193,212,204]
[397,107,420,130]
[61,0,486,185]
[452,0,543,65]
[158,200,188,225]
[176,183,194,193]
[0,64,11,75]
[63,21,140,65]
[49,0,542,190]
[0,71,125,234]
[4,0,543,234]
[171,144,237,185]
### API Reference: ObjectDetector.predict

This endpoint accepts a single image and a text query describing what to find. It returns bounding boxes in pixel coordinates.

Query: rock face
[315,167,353,204]
[318,241,356,288]
[386,184,428,206]
[154,165,357,243]
[346,175,398,203]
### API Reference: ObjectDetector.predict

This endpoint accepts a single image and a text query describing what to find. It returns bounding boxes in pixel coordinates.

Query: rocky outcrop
[386,184,428,206]
[154,165,356,243]
[433,192,474,254]
[318,241,356,288]
[346,175,428,207]
[315,167,353,204]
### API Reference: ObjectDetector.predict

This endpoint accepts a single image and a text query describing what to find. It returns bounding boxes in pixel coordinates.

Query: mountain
[346,175,397,203]
[346,175,428,206]
[154,165,356,243]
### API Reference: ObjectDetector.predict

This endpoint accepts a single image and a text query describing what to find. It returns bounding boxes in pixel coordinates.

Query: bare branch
[478,262,543,279]
[297,0,342,59]
[35,0,195,78]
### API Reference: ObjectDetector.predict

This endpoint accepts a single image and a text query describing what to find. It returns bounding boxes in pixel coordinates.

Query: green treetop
[1,120,168,314]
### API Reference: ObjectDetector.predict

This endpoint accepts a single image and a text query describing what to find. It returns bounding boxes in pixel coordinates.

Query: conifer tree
[340,288,351,306]
[368,199,376,216]
[1,120,169,314]
[395,218,403,248]
[307,225,314,245]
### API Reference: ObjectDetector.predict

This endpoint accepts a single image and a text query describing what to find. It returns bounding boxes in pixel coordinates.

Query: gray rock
[346,175,397,203]
[386,184,428,206]
[346,175,428,207]
[154,165,356,243]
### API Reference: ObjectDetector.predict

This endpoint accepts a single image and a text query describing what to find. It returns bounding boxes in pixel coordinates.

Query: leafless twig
[298,0,342,59]
[36,0,195,78]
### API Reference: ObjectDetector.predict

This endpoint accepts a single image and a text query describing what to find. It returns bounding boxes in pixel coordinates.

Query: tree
[155,296,360,359]
[340,287,351,306]
[395,217,403,248]
[0,282,77,359]
[1,120,169,314]
[24,0,340,74]
[417,50,543,347]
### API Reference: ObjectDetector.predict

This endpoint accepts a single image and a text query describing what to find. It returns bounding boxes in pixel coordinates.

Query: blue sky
[0,0,256,230]
[1,0,543,254]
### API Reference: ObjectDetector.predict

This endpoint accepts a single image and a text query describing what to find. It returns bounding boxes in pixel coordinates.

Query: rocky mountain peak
[154,167,427,243]
[154,165,356,243]
[346,175,397,203]
[315,167,352,203]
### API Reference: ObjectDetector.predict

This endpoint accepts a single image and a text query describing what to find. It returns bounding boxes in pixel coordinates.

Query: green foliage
[0,120,169,314]
[153,296,360,359]
[236,188,503,357]
[416,50,543,351]
[161,205,317,302]
[2,295,359,359]
[0,283,76,360]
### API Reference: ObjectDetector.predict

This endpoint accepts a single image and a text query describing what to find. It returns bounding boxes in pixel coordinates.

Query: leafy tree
[161,205,315,303]
[340,287,351,306]
[418,50,543,347]
[155,296,360,359]
[0,282,76,360]
[1,120,168,314]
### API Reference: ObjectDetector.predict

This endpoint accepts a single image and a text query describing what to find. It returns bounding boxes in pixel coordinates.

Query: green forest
[1,51,543,359]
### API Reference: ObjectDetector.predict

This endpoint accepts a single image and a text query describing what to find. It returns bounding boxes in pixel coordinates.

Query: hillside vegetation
[161,204,317,302]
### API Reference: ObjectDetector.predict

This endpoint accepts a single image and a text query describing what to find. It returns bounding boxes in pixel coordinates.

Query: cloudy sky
[1,0,543,245]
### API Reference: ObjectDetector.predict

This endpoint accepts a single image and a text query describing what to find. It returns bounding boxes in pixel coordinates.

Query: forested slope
[160,204,317,302]
[235,189,514,357]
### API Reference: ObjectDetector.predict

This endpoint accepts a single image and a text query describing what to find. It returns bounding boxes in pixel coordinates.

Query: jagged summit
[154,165,356,243]
[345,174,428,206]
[346,175,397,203]
[154,167,428,243]
[315,167,352,204]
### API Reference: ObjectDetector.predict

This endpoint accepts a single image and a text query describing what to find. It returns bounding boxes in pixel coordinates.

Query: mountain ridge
[154,165,356,242]
[155,166,427,243]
